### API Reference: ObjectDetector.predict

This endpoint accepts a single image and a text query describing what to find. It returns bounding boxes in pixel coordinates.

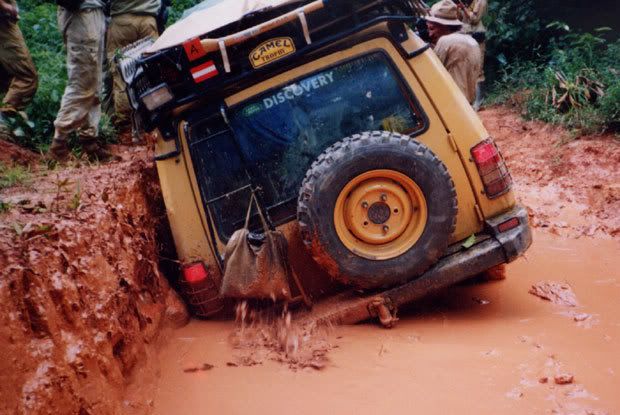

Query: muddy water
[150,232,619,414]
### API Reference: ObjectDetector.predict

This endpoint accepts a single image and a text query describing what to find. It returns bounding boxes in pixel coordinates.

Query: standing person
[456,0,487,109]
[425,0,481,105]
[49,0,116,162]
[0,0,38,138]
[107,0,161,139]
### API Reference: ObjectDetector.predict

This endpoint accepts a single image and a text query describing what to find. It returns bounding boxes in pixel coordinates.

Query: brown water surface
[149,232,620,414]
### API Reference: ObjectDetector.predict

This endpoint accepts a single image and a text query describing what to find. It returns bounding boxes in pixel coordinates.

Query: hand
[0,2,19,20]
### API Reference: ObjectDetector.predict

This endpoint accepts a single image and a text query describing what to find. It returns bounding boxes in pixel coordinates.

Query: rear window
[189,52,426,240]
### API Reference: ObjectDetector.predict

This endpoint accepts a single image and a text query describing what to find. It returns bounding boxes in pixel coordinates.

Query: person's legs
[107,14,139,131]
[51,8,105,160]
[107,14,159,140]
[0,20,38,112]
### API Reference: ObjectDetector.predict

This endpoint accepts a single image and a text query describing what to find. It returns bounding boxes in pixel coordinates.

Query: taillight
[471,139,513,198]
[180,262,225,318]
[182,262,208,283]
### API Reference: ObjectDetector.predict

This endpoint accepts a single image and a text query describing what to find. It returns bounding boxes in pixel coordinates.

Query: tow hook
[369,298,399,328]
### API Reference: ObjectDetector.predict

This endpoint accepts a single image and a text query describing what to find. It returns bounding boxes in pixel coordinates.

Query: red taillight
[180,262,224,318]
[471,139,513,198]
[183,262,209,283]
[498,217,520,233]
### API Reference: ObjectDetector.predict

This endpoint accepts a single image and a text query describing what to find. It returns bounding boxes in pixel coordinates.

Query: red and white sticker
[183,37,207,62]
[191,61,219,83]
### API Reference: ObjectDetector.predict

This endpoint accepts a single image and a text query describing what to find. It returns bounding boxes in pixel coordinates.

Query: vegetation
[0,162,31,190]
[485,1,620,136]
[3,0,205,152]
[2,0,617,151]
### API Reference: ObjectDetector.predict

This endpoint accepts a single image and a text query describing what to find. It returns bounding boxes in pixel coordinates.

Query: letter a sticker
[183,37,207,62]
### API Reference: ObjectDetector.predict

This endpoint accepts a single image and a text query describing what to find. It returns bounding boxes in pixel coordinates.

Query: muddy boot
[81,138,121,162]
[48,138,70,162]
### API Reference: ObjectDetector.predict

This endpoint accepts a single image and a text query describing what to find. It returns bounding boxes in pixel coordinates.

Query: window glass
[229,52,424,208]
[190,52,425,240]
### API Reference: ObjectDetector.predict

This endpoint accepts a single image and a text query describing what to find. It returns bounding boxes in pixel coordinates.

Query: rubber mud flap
[298,131,458,289]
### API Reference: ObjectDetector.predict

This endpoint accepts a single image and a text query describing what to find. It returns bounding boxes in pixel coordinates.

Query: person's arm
[455,1,471,23]
[0,0,19,21]
[467,0,487,26]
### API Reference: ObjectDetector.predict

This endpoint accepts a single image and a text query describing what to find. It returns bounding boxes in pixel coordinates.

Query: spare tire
[297,131,457,289]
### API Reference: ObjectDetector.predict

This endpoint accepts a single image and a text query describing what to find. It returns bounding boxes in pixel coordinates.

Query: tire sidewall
[301,133,457,288]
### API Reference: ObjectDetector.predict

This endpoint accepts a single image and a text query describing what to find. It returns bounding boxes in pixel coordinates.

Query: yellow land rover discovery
[120,0,532,325]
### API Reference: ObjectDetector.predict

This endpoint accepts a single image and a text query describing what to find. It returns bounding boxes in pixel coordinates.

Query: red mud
[228,302,332,371]
[479,106,620,238]
[0,149,187,414]
[149,233,620,415]
[529,281,579,307]
[2,106,619,414]
[0,139,40,167]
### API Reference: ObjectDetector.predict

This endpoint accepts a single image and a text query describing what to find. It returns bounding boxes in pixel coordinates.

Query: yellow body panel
[401,31,517,218]
[154,131,222,274]
[154,25,516,279]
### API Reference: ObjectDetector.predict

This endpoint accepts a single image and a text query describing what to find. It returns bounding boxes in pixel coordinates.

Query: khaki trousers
[0,19,38,111]
[53,8,105,141]
[107,13,158,127]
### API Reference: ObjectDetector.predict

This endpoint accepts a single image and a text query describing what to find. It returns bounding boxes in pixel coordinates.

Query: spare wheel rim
[334,169,428,261]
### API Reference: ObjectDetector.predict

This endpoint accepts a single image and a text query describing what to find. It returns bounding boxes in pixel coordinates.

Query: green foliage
[484,0,547,71]
[489,29,620,136]
[0,162,31,190]
[0,200,12,214]
[168,0,205,24]
[11,0,197,151]
[17,1,66,150]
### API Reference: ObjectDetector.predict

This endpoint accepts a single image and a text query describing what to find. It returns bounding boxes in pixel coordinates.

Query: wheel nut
[383,225,389,234]
[380,194,388,202]
[362,201,369,209]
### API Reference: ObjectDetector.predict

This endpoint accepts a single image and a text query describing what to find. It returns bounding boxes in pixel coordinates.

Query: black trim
[407,43,431,58]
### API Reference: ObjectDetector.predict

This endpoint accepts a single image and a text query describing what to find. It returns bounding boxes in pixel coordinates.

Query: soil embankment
[480,106,620,238]
[0,148,187,414]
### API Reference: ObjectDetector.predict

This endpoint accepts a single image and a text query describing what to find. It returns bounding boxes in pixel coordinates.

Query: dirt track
[142,107,620,414]
[149,233,619,415]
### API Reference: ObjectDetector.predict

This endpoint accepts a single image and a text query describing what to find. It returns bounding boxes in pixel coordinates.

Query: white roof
[150,0,301,52]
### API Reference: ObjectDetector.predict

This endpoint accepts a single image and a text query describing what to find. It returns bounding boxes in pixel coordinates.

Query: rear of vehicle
[121,0,531,322]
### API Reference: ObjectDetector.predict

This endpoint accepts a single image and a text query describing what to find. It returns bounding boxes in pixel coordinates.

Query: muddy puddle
[138,232,619,414]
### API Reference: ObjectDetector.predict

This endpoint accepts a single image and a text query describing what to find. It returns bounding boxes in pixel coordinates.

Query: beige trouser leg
[0,19,38,111]
[107,13,158,128]
[53,8,105,143]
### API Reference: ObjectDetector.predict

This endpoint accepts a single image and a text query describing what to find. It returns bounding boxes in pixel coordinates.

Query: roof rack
[123,0,429,132]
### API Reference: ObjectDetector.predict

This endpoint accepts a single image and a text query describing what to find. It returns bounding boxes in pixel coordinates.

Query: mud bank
[0,153,187,414]
[480,107,620,238]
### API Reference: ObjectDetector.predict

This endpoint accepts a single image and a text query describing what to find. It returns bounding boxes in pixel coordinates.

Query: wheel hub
[334,170,428,260]
[368,202,391,224]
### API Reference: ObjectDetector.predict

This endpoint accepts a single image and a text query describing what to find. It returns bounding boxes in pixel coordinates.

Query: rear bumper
[305,204,533,326]
[384,204,532,308]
